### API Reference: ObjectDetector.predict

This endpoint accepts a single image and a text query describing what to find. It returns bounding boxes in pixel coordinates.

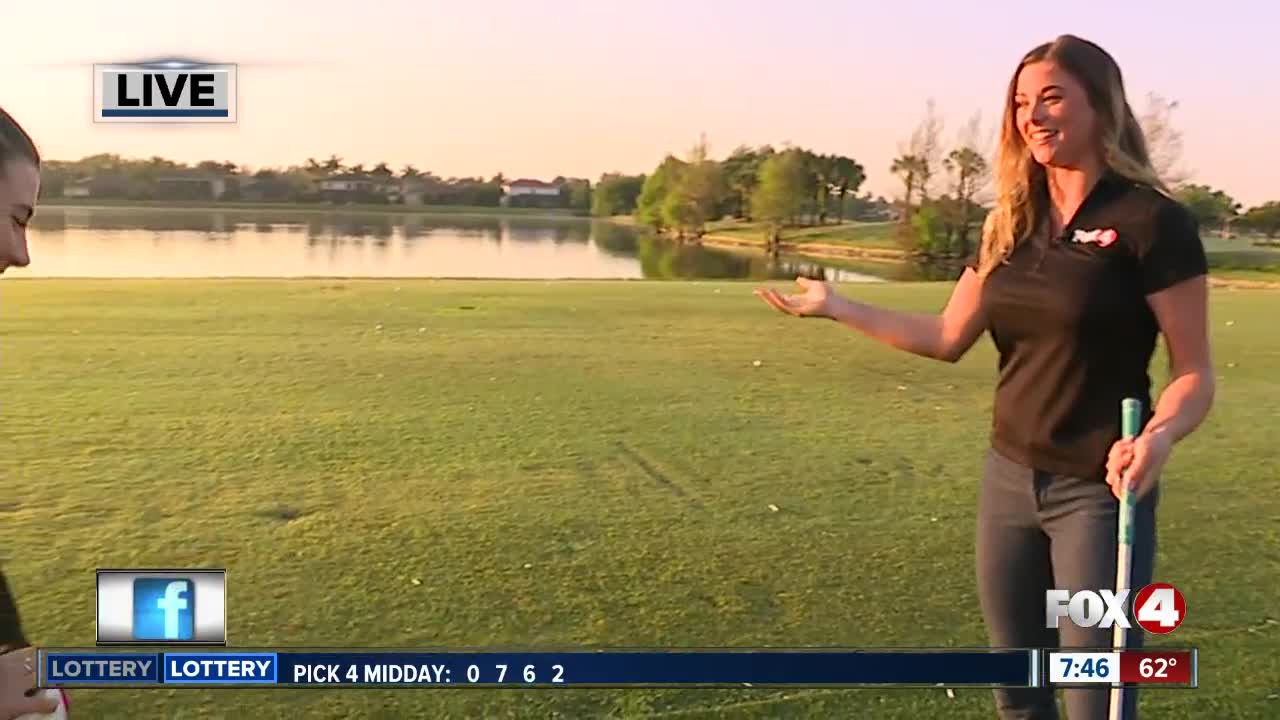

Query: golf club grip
[1121,397,1142,439]
[1110,398,1143,720]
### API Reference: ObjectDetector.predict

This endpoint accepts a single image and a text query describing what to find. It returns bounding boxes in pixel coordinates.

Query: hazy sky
[3,1,1275,206]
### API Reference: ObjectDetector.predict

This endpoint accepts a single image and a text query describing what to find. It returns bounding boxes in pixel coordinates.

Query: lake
[21,206,930,282]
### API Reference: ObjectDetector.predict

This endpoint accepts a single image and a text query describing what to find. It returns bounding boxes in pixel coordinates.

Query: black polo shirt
[969,171,1208,481]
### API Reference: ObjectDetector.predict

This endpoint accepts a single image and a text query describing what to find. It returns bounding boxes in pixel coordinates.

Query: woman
[757,35,1213,719]
[0,107,65,718]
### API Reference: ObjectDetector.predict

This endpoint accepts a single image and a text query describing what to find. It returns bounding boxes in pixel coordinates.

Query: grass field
[3,279,1277,719]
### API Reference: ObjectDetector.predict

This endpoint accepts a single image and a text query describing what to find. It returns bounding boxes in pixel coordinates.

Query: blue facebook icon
[132,578,195,641]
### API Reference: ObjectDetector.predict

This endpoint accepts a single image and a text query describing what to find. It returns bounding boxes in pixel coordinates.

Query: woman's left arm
[1145,274,1216,441]
[1106,274,1215,498]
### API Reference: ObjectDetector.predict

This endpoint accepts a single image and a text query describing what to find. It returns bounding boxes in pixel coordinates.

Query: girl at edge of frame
[0,106,70,718]
[756,34,1214,720]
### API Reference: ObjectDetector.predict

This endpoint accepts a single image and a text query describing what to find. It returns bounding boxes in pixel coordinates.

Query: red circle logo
[1132,583,1186,634]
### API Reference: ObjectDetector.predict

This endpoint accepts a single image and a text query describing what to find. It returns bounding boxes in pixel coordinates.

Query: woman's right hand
[0,647,59,719]
[754,277,838,319]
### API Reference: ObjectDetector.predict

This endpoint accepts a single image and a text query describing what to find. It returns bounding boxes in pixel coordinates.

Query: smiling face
[1014,61,1102,171]
[0,159,39,273]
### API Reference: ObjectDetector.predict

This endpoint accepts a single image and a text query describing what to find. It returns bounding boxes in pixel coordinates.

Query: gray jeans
[977,448,1157,720]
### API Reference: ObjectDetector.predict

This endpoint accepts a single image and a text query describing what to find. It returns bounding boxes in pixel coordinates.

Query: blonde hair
[977,35,1168,277]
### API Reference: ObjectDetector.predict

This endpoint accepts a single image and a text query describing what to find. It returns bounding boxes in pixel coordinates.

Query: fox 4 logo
[1046,583,1186,634]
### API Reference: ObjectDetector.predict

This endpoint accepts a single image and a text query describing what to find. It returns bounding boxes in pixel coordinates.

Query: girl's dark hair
[0,107,39,166]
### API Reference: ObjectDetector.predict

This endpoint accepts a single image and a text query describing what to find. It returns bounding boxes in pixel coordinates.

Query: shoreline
[38,198,586,220]
[698,232,912,262]
[696,233,1280,288]
[29,204,1280,287]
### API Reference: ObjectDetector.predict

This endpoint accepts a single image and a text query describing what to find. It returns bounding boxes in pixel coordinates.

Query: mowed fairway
[3,279,1277,719]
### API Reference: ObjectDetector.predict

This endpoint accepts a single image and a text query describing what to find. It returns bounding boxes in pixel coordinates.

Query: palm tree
[808,152,837,224]
[721,146,761,220]
[830,156,866,222]
[943,147,988,255]
[890,154,928,213]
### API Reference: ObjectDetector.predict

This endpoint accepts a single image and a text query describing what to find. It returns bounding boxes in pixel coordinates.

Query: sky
[2,1,1276,206]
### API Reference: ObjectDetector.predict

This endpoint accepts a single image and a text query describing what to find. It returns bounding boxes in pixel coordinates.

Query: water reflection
[23,207,949,281]
[632,236,871,281]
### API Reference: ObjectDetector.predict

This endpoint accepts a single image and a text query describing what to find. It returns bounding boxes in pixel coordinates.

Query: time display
[1047,652,1118,684]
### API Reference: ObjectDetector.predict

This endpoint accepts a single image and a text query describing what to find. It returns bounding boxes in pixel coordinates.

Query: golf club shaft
[1108,398,1143,720]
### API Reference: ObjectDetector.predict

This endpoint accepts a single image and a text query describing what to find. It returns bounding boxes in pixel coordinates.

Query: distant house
[155,173,228,200]
[62,179,93,198]
[869,205,902,222]
[318,174,377,194]
[60,174,130,199]
[503,178,561,198]
[398,177,429,205]
[501,178,564,208]
[370,174,401,200]
[238,175,290,202]
[850,196,902,222]
[316,173,411,204]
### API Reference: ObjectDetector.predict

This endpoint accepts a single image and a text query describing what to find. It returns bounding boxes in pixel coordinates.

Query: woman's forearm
[1145,368,1215,443]
[826,295,950,361]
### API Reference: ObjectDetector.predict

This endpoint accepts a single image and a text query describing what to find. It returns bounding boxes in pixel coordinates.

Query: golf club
[1108,397,1143,720]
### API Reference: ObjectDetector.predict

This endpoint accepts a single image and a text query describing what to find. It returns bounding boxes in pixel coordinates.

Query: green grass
[3,279,1277,719]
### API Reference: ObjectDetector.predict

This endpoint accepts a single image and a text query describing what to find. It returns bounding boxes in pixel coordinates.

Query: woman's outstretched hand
[0,647,60,720]
[754,277,838,319]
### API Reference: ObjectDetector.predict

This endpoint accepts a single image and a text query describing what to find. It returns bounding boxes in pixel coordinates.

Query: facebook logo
[97,569,226,645]
[132,579,195,640]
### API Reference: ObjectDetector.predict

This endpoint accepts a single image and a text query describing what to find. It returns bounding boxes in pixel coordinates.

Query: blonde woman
[757,35,1213,719]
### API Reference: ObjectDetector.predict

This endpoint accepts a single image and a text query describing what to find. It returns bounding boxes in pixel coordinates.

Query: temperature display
[1119,650,1196,686]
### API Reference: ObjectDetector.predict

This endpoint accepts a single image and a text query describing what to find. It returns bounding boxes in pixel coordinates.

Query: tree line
[39,154,594,212]
[605,95,1280,259]
[594,138,877,251]
[35,94,1280,246]
[607,105,993,257]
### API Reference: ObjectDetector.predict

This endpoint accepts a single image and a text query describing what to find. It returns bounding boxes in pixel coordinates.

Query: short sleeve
[1138,202,1208,295]
[966,210,998,272]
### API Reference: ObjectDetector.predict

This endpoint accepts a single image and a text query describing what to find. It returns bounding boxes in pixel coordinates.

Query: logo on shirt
[1071,228,1118,247]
